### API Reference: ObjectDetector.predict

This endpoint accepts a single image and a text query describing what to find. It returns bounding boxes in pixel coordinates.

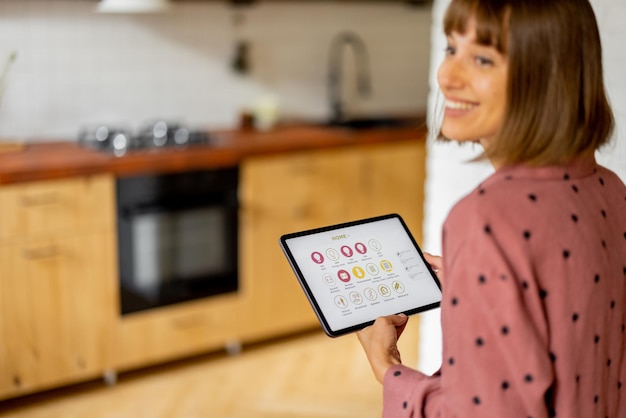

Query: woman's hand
[423,252,444,283]
[357,314,409,384]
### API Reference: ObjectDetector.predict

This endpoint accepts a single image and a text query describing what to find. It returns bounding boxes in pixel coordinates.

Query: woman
[357,0,626,417]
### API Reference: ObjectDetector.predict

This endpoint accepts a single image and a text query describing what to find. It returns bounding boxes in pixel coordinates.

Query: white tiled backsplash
[0,1,432,140]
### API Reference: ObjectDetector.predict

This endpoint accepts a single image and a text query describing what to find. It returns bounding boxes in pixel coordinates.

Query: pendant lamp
[97,0,171,13]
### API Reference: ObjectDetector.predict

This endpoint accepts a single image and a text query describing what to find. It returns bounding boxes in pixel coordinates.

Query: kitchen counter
[0,120,429,400]
[0,122,427,184]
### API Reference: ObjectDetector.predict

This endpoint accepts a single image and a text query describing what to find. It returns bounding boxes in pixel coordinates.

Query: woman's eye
[444,45,456,56]
[475,55,494,66]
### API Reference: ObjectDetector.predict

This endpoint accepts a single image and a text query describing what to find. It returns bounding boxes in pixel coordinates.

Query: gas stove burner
[78,121,212,155]
[136,121,204,149]
[78,125,133,155]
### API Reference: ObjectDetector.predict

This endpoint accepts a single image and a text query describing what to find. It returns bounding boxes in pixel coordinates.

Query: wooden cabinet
[114,290,251,371]
[0,138,426,399]
[239,140,426,339]
[0,175,118,400]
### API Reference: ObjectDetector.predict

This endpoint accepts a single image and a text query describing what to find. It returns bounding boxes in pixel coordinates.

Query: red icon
[337,269,351,282]
[355,242,367,254]
[340,245,353,257]
[311,252,324,264]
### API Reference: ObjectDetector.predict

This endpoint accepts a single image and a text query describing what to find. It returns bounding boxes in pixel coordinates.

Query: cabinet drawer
[115,295,247,371]
[0,175,115,240]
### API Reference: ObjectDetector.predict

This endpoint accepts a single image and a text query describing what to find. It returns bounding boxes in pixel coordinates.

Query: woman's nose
[437,58,464,90]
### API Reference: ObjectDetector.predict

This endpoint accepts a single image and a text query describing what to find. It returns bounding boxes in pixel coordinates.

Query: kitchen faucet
[327,31,372,123]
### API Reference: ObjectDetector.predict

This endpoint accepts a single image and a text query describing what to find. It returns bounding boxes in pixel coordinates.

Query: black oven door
[116,168,238,315]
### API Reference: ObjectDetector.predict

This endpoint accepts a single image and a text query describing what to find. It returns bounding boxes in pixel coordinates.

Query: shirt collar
[491,154,598,182]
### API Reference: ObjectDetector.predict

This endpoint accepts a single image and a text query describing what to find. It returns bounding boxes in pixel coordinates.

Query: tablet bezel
[279,213,442,337]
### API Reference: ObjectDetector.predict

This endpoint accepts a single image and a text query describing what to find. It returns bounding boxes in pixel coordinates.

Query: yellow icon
[380,259,393,272]
[352,266,366,279]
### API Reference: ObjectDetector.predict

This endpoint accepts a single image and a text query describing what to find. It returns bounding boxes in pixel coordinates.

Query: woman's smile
[444,98,478,111]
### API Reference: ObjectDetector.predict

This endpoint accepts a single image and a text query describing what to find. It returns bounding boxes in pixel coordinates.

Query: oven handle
[120,199,239,219]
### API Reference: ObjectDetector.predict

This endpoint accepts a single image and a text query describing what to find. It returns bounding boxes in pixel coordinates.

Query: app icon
[380,259,393,272]
[378,284,391,297]
[325,248,340,261]
[366,263,380,276]
[355,242,367,254]
[364,287,377,301]
[337,269,351,283]
[392,281,406,294]
[340,245,354,257]
[311,252,324,264]
[349,291,364,305]
[368,239,382,252]
[322,274,335,286]
[334,295,349,309]
[352,266,366,279]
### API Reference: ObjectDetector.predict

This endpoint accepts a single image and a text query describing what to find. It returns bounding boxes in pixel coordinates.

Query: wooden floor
[0,321,420,418]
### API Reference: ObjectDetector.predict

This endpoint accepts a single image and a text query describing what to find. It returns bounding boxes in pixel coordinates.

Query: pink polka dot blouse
[383,156,626,418]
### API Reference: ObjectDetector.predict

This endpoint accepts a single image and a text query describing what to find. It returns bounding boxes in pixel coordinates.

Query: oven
[116,167,239,315]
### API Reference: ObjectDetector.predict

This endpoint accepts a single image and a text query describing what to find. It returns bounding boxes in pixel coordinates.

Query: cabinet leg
[103,369,118,386]
[225,340,242,356]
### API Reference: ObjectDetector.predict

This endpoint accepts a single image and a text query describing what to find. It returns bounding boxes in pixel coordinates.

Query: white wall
[0,0,432,140]
[592,0,626,178]
[419,0,626,374]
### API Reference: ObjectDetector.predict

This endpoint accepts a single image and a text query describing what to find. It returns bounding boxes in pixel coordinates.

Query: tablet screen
[279,214,442,337]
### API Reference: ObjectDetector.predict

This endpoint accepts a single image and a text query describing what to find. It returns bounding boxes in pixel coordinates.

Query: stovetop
[78,121,213,156]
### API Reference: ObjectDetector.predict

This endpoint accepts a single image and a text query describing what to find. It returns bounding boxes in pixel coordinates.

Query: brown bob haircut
[442,0,614,166]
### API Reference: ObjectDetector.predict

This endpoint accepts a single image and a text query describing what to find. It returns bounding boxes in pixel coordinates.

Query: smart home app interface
[285,217,442,332]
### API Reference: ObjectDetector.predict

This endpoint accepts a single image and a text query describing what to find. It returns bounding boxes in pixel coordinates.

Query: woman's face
[437,20,508,146]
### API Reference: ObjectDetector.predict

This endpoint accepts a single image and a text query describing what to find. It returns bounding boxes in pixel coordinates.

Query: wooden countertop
[0,122,427,185]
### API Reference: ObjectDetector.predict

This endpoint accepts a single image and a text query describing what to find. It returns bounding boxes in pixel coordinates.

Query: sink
[320,116,418,130]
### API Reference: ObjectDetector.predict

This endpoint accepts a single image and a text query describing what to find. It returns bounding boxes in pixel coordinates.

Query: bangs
[443,0,509,53]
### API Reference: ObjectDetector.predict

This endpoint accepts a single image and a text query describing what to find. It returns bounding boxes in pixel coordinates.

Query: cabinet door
[240,142,426,339]
[0,232,117,398]
[240,149,362,338]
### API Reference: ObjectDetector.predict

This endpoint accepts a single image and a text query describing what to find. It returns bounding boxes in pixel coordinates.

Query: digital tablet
[279,213,442,337]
